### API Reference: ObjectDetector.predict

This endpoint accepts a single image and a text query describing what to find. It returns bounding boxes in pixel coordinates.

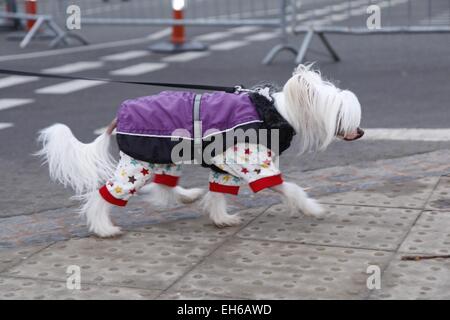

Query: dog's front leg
[201,192,242,227]
[272,182,324,217]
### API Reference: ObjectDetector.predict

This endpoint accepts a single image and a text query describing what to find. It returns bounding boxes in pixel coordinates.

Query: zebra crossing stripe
[42,61,104,74]
[35,80,104,94]
[162,52,210,63]
[245,32,278,42]
[101,50,149,61]
[210,41,248,51]
[0,98,34,111]
[195,31,231,42]
[110,63,167,76]
[0,76,39,89]
[229,26,262,34]
[0,122,14,130]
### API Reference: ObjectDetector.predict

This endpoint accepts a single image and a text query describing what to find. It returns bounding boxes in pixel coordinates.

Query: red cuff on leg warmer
[153,174,179,187]
[249,174,283,193]
[209,182,240,195]
[99,185,128,207]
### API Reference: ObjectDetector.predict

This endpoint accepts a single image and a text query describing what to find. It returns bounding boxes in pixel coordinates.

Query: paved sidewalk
[1,150,450,299]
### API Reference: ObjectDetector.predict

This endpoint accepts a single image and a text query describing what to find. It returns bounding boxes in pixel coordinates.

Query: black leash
[0,68,240,93]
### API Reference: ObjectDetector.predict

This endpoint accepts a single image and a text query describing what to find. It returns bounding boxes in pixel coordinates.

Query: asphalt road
[0,0,450,218]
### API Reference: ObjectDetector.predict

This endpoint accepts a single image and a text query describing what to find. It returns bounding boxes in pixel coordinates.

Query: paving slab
[399,210,450,255]
[0,245,48,273]
[171,239,393,299]
[318,177,439,209]
[4,232,224,290]
[369,253,450,300]
[3,151,449,249]
[236,203,421,251]
[134,206,269,238]
[425,177,450,211]
[0,277,160,300]
[0,158,75,218]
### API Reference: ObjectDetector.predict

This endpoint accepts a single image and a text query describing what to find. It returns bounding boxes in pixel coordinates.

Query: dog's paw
[211,213,242,228]
[302,198,325,218]
[177,187,205,204]
[92,225,123,238]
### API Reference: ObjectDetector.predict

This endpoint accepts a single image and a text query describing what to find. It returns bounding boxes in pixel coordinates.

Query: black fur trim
[248,84,296,155]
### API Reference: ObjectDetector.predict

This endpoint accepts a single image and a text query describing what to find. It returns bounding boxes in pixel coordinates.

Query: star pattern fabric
[102,152,183,204]
[100,144,281,207]
[209,143,282,194]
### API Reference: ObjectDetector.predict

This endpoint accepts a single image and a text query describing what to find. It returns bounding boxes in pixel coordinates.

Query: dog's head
[334,90,364,142]
[282,64,363,153]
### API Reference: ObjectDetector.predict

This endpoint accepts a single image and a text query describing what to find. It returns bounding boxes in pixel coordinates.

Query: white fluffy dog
[36,64,363,238]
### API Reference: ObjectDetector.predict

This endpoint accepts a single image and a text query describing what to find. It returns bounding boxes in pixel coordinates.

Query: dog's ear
[284,64,322,115]
[338,90,362,134]
[282,66,328,153]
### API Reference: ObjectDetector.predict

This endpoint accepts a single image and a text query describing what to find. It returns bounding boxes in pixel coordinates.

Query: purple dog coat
[115,89,295,167]
[116,91,261,139]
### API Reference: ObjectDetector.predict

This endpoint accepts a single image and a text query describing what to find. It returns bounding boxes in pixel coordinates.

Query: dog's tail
[36,121,117,195]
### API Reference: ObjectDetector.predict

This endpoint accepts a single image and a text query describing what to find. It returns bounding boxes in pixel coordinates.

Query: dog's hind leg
[174,185,204,204]
[77,191,121,238]
[201,171,242,227]
[84,152,153,237]
[272,181,324,217]
[141,164,203,208]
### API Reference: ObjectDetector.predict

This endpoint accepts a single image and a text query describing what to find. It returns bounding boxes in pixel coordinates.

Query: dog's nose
[357,127,364,138]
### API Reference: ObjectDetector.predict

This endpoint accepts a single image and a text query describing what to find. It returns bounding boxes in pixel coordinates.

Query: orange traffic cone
[149,0,206,53]
[25,0,37,30]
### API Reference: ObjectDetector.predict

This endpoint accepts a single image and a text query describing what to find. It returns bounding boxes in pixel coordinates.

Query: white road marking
[110,62,167,76]
[210,40,248,51]
[94,126,116,135]
[0,122,14,130]
[0,76,39,89]
[162,51,210,63]
[330,13,350,22]
[0,28,171,62]
[101,50,149,61]
[229,26,262,34]
[245,32,279,42]
[35,80,104,94]
[364,128,450,142]
[194,31,231,42]
[42,61,104,74]
[0,98,33,111]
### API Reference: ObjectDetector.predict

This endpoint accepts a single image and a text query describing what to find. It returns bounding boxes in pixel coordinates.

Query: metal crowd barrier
[0,0,88,48]
[288,0,450,64]
[71,0,297,64]
[74,0,282,27]
[1,0,449,64]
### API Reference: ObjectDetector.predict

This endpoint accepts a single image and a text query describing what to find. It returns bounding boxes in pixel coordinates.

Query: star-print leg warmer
[99,152,153,206]
[209,171,242,195]
[152,163,182,187]
[211,143,283,193]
